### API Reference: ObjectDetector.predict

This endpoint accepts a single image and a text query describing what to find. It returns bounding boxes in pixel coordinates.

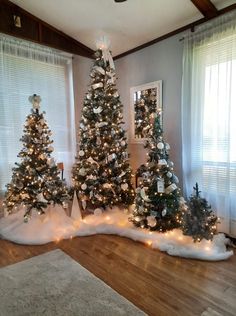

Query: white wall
[114,33,184,188]
[72,34,184,188]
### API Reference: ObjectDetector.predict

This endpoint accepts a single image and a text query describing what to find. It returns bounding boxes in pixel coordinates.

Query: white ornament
[147,215,156,227]
[134,216,142,222]
[162,208,167,216]
[71,191,82,221]
[79,150,85,156]
[121,183,128,190]
[81,183,87,190]
[157,142,164,150]
[79,168,86,176]
[96,122,108,128]
[94,208,102,216]
[158,159,167,166]
[82,200,87,210]
[165,143,170,150]
[169,161,174,167]
[165,183,177,194]
[103,183,112,189]
[121,140,126,147]
[87,157,99,165]
[157,179,165,193]
[48,146,54,152]
[166,172,172,178]
[37,193,48,203]
[87,174,97,180]
[47,158,55,167]
[92,82,103,90]
[140,187,151,202]
[93,106,103,114]
[93,66,105,75]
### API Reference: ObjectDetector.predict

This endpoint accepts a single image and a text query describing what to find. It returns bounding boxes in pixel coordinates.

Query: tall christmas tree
[3,95,68,221]
[130,109,186,232]
[72,39,134,210]
[182,183,218,242]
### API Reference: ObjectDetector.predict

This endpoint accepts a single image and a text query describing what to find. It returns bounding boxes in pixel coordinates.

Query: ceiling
[10,0,236,57]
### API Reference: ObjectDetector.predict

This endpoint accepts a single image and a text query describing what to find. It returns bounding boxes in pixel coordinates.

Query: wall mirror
[130,80,162,143]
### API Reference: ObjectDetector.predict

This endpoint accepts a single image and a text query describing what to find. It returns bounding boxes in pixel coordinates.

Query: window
[0,34,76,193]
[182,12,236,234]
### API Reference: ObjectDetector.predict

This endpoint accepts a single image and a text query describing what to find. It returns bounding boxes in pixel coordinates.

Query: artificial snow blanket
[0,205,233,261]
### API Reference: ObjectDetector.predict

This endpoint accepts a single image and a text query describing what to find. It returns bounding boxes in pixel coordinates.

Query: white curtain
[182,12,236,235]
[0,34,76,193]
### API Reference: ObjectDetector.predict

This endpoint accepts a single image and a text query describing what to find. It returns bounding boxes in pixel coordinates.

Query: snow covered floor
[0,205,233,261]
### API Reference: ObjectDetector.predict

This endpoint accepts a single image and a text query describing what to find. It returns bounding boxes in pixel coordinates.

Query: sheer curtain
[182,12,236,235]
[0,34,76,193]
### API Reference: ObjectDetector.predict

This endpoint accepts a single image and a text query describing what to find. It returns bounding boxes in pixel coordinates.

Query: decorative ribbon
[96,36,115,70]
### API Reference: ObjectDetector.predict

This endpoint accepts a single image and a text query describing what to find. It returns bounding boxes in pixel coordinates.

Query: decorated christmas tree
[182,183,218,242]
[3,95,68,221]
[72,39,134,210]
[134,88,157,138]
[130,109,186,232]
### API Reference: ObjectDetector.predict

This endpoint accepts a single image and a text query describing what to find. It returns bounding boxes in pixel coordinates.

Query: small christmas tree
[182,183,218,242]
[72,38,134,210]
[130,109,186,232]
[134,88,157,138]
[3,94,68,221]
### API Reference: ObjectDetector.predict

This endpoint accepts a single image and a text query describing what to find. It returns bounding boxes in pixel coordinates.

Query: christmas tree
[3,94,68,221]
[72,39,134,210]
[134,88,157,138]
[130,109,186,232]
[182,183,218,242]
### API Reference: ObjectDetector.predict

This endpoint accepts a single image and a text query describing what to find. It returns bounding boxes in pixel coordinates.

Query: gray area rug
[0,249,146,316]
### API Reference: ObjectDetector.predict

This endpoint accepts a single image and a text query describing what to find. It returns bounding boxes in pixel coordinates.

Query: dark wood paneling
[0,0,94,58]
[0,235,236,316]
[191,0,218,18]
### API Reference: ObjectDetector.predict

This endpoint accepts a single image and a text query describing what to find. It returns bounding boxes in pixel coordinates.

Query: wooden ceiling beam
[0,0,94,58]
[191,0,218,18]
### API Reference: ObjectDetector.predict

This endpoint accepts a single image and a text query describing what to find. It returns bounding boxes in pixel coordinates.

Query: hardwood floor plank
[0,234,235,316]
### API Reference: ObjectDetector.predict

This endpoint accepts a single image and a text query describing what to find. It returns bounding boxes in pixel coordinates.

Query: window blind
[0,34,76,193]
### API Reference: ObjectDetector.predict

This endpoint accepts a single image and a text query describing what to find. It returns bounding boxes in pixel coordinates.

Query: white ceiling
[10,0,235,56]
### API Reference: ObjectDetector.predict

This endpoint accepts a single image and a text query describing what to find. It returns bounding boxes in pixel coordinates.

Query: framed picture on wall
[130,80,162,143]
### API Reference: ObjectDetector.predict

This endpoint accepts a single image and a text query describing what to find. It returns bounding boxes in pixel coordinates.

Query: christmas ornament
[157,142,164,150]
[121,183,128,190]
[94,208,102,216]
[81,183,87,190]
[162,208,167,216]
[79,168,86,176]
[165,183,177,194]
[79,150,85,156]
[147,215,157,227]
[93,106,103,114]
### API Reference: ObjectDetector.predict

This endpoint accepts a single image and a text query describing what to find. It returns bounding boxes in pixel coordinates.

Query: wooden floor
[0,235,235,316]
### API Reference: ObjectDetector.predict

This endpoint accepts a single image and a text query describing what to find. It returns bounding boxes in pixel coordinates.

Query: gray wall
[115,33,184,188]
[72,33,184,187]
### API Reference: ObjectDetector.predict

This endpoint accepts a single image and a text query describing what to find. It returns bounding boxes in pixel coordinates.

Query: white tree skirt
[0,205,233,261]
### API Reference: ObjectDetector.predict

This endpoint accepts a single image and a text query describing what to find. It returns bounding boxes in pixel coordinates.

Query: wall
[114,33,184,188]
